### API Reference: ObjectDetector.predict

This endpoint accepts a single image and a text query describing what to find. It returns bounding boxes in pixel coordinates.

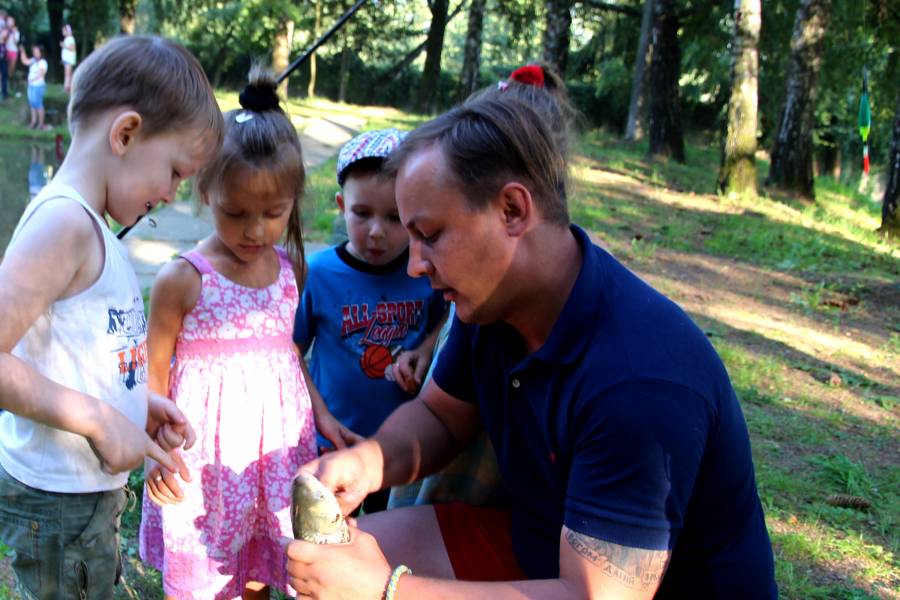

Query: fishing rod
[277,0,370,84]
[117,0,371,240]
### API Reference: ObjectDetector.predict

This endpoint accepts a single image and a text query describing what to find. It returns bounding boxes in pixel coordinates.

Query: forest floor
[0,114,897,599]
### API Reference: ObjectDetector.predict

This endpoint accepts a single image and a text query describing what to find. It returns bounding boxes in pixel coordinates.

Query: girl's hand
[144,456,188,506]
[147,391,196,451]
[315,410,364,450]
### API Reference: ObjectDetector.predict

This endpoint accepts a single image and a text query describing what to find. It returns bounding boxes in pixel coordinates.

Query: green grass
[303,156,342,244]
[576,132,900,280]
[0,83,69,140]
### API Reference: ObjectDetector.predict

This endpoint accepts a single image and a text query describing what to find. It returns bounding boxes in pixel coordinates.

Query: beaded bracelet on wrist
[384,564,412,600]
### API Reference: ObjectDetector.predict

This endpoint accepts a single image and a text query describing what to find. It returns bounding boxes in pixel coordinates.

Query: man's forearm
[371,397,461,491]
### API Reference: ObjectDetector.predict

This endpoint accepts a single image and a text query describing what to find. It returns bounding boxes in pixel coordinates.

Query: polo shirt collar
[531,224,604,366]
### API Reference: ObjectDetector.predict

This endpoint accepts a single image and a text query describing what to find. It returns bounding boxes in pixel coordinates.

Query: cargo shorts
[0,463,128,600]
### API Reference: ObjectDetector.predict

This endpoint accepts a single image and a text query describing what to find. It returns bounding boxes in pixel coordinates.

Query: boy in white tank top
[0,36,224,599]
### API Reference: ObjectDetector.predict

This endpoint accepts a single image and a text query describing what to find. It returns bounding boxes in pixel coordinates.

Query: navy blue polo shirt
[432,225,776,598]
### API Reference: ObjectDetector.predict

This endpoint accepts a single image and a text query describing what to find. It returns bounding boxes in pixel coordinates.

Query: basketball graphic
[360,344,392,379]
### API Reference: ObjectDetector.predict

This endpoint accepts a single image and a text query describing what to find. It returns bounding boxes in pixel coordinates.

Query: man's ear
[108,110,143,157]
[335,191,345,213]
[497,182,534,238]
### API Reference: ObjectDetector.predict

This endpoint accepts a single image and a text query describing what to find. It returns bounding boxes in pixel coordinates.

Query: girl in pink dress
[139,68,360,600]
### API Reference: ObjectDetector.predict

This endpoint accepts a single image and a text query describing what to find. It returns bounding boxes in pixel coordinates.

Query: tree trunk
[624,0,653,142]
[766,0,830,200]
[881,90,900,235]
[308,0,322,98]
[717,0,761,197]
[459,0,486,101]
[46,0,64,81]
[647,0,685,162]
[370,1,465,97]
[119,0,137,34]
[338,36,352,103]
[542,0,572,75]
[273,20,294,100]
[416,0,450,114]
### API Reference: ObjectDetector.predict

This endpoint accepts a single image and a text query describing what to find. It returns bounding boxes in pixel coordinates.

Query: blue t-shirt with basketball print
[294,242,445,441]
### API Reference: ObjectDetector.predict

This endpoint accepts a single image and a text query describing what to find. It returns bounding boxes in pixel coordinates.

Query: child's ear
[335,191,345,213]
[108,110,143,157]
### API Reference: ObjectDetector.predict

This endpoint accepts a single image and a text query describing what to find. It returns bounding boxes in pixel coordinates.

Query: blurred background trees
[4,0,899,220]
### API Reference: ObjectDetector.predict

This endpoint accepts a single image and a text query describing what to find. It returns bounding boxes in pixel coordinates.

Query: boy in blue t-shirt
[294,128,446,512]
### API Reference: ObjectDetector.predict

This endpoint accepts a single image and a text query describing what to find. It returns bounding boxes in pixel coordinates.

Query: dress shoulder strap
[180,249,215,276]
[274,246,293,270]
[275,246,300,291]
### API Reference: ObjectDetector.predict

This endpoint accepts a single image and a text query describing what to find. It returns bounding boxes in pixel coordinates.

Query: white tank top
[0,183,148,492]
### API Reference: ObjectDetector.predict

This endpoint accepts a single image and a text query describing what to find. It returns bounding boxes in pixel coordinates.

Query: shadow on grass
[576,177,899,278]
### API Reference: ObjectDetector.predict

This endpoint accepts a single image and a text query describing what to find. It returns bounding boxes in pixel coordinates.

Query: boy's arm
[393,305,450,394]
[0,200,178,474]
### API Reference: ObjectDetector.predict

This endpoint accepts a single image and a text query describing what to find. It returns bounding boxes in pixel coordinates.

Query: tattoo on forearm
[565,529,669,591]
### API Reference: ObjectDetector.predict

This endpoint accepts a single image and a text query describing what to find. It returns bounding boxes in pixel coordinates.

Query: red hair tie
[509,65,544,88]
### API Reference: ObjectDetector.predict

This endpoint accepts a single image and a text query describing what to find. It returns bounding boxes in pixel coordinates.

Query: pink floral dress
[140,247,316,599]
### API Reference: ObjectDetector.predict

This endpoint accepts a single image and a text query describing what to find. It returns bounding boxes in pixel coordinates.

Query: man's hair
[68,35,223,145]
[386,94,569,226]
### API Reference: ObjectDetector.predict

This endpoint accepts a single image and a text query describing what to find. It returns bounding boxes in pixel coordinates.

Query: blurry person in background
[61,24,76,93]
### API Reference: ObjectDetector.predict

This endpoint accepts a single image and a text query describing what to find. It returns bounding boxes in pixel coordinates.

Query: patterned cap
[336,128,406,186]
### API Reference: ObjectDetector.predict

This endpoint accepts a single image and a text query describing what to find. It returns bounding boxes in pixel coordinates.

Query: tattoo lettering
[565,529,669,592]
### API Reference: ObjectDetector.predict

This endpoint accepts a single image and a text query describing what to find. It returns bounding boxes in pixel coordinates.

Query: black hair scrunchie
[239,84,280,113]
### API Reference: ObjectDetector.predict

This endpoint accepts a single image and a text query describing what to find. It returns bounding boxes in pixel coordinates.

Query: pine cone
[825,493,872,511]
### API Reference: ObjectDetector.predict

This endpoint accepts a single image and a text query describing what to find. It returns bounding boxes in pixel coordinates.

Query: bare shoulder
[1,197,101,288]
[16,197,99,250]
[151,257,202,314]
[0,199,103,349]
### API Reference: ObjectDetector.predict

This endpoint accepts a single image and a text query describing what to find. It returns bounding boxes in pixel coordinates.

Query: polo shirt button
[511,378,521,389]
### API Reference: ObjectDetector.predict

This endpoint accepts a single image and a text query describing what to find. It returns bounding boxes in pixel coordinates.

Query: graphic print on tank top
[107,295,147,390]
